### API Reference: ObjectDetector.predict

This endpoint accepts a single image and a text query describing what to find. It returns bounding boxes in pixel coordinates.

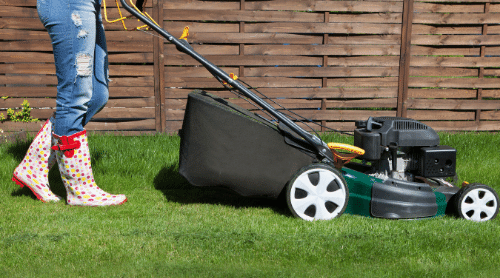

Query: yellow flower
[83,195,90,199]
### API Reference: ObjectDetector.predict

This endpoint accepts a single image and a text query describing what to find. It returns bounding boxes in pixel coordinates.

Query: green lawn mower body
[342,167,448,219]
[178,91,484,221]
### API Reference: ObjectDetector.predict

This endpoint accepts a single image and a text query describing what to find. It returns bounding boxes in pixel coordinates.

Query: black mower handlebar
[119,0,334,163]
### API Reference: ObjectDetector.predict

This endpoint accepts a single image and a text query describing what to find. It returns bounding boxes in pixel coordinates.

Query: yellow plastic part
[102,0,160,31]
[223,73,239,86]
[179,27,190,40]
[327,143,365,156]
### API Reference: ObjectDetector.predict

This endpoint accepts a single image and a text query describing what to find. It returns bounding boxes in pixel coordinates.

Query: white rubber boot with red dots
[52,130,127,206]
[12,119,62,202]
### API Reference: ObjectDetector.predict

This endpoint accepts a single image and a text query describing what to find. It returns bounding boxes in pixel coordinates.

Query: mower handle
[119,0,334,163]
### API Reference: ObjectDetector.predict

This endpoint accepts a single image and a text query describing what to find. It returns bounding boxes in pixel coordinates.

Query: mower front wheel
[453,184,499,222]
[286,164,349,221]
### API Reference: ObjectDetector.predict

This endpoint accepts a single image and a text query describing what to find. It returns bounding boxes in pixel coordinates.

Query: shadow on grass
[5,139,31,161]
[153,166,291,217]
[6,140,38,200]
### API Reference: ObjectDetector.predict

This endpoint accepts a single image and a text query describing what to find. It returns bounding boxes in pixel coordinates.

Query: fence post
[397,0,414,118]
[476,3,490,126]
[153,0,166,132]
[239,0,245,79]
[321,11,329,132]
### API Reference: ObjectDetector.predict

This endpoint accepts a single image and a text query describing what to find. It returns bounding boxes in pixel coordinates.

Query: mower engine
[354,117,456,182]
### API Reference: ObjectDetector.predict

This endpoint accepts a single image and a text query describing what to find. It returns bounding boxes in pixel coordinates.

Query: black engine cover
[354,117,440,160]
[354,117,456,178]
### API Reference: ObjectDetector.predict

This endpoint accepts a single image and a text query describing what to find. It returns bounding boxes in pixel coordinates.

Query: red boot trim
[12,175,25,188]
[34,119,51,138]
[51,131,86,158]
[118,197,128,206]
[12,174,46,203]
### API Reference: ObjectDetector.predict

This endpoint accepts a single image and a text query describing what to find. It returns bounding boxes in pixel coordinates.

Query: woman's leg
[47,0,126,206]
[84,2,109,126]
[48,0,99,136]
[12,0,82,202]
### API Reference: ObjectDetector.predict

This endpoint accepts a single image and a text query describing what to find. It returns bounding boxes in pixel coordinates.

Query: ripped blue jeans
[37,0,109,136]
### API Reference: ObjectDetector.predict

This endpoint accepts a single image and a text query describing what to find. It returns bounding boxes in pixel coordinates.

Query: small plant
[0,99,38,123]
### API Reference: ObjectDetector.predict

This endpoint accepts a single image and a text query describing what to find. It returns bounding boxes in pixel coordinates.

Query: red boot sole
[12,175,46,203]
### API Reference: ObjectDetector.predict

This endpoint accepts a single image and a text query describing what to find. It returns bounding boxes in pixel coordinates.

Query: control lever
[355,117,383,131]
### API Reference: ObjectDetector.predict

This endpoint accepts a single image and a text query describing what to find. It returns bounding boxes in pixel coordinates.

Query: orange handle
[327,143,365,156]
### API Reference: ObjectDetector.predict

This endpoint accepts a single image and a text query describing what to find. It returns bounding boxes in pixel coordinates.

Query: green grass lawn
[1,132,499,277]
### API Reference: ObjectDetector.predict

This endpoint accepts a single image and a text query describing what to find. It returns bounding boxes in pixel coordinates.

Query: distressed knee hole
[71,13,82,27]
[76,53,92,77]
[77,29,88,39]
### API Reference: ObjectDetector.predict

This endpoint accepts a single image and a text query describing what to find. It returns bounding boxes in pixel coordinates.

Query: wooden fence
[1,0,499,134]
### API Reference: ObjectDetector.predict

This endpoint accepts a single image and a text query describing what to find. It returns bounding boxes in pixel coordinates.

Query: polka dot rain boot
[52,130,127,206]
[12,119,63,202]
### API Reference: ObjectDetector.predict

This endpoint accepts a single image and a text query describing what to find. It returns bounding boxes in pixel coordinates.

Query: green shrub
[0,99,38,123]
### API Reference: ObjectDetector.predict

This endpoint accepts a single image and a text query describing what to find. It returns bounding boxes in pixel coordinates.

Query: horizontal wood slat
[409,78,500,89]
[165,87,399,99]
[412,35,500,46]
[164,0,404,12]
[0,119,156,132]
[165,66,400,78]
[407,99,500,110]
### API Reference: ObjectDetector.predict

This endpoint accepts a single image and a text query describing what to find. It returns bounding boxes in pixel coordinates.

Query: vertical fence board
[398,0,414,118]
[153,0,166,132]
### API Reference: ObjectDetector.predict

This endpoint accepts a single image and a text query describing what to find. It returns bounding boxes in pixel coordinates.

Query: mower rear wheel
[286,164,349,221]
[453,184,499,222]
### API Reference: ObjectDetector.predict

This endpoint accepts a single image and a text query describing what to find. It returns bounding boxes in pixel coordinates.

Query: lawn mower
[118,0,499,222]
